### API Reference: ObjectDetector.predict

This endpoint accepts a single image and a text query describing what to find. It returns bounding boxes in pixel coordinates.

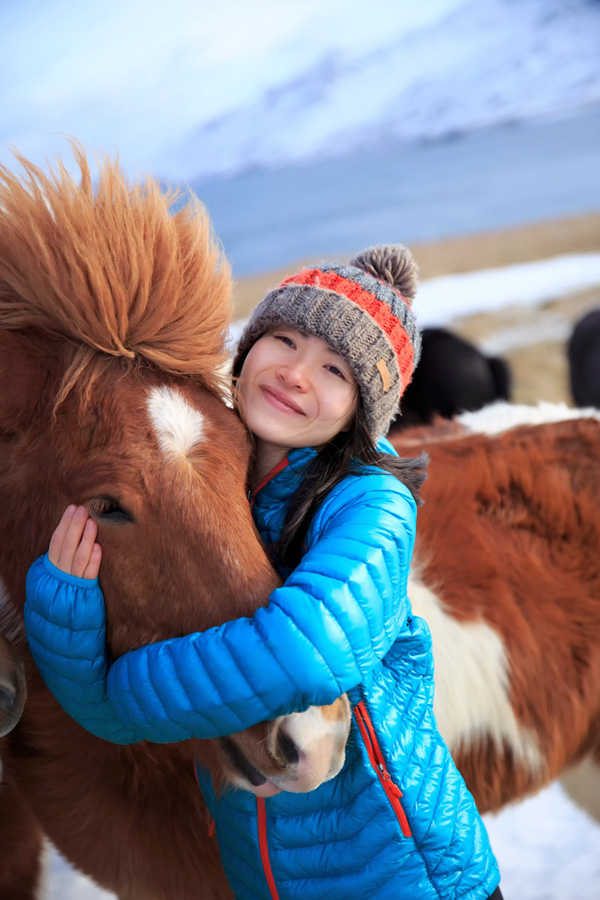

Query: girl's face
[237,328,357,454]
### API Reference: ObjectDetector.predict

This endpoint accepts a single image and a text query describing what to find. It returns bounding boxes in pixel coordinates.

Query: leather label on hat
[377,359,391,392]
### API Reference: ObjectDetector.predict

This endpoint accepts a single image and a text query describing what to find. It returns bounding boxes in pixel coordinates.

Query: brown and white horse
[393,401,600,823]
[0,148,346,900]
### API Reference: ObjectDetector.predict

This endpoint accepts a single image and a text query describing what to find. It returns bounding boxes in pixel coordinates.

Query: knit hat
[233,245,421,439]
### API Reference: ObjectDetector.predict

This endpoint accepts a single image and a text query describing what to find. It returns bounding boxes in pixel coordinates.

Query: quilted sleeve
[103,473,417,742]
[24,555,140,743]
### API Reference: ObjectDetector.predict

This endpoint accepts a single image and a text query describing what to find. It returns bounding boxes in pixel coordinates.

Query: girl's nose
[277,361,308,390]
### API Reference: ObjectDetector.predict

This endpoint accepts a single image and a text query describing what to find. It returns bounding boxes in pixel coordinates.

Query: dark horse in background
[1,148,599,899]
[568,309,600,409]
[390,326,511,431]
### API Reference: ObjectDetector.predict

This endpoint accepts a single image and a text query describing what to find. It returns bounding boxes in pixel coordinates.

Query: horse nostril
[276,729,299,767]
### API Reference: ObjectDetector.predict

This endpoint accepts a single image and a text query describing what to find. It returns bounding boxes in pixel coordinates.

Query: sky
[0,0,460,175]
[2,0,599,181]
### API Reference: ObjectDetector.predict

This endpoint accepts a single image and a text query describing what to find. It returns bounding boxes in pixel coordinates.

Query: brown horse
[392,402,600,822]
[0,148,348,900]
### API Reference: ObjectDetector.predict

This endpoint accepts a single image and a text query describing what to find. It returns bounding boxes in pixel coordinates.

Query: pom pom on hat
[349,245,419,300]
[234,245,421,438]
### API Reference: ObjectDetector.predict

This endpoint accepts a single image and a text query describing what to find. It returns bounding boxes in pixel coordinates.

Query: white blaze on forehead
[408,574,545,776]
[147,386,206,459]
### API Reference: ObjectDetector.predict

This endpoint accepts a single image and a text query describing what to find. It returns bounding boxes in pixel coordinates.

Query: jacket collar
[250,447,317,506]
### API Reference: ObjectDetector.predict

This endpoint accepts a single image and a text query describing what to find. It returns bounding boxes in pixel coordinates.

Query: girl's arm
[25,506,140,743]
[25,475,416,744]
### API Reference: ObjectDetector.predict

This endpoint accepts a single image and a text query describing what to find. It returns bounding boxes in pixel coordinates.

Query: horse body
[393,403,600,817]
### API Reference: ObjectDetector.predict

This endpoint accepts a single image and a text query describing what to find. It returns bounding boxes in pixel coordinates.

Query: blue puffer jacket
[25,443,500,900]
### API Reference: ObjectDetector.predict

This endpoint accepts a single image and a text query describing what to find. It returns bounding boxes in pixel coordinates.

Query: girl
[25,245,502,900]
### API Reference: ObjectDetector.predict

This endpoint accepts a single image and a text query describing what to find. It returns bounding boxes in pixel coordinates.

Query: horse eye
[89,497,134,523]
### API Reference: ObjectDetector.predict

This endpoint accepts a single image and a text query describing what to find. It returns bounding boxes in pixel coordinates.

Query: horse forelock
[0,143,233,387]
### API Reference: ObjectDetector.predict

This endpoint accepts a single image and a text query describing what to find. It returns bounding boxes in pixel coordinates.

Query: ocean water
[189,109,600,277]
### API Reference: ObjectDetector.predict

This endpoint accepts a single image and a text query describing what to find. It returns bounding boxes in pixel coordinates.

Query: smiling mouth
[260,386,305,415]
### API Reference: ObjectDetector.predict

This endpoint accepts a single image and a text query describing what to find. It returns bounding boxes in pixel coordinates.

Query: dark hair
[275,398,428,569]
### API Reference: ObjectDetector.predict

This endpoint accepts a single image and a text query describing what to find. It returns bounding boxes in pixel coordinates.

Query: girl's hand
[48,505,102,580]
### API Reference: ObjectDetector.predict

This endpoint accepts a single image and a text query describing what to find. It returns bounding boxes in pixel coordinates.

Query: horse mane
[0,143,232,401]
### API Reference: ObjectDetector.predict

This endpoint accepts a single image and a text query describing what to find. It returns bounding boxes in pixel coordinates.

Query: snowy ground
[46,253,600,898]
[46,781,600,899]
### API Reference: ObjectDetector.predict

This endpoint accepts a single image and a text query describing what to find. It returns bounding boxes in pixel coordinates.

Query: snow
[44,251,600,897]
[1,0,599,180]
[415,254,600,328]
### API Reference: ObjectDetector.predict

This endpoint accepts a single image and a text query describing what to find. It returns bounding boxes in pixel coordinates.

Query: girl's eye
[89,497,134,524]
[274,334,296,349]
[326,365,346,380]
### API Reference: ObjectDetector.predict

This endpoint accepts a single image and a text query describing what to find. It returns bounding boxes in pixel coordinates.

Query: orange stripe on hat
[282,268,416,382]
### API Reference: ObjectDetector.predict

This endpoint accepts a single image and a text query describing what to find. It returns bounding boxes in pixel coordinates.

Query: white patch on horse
[0,578,26,646]
[408,575,545,775]
[271,706,349,791]
[147,386,206,459]
[283,707,349,755]
[458,400,600,436]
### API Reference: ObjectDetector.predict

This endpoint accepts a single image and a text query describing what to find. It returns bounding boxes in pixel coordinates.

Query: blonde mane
[0,144,232,399]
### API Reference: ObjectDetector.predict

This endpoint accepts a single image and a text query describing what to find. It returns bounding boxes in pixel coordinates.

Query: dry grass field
[233,212,600,407]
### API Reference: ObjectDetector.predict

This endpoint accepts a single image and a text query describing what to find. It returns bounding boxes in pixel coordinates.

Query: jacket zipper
[353,700,412,837]
[256,797,281,900]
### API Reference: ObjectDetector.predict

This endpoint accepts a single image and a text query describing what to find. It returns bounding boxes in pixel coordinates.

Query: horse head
[0,146,349,802]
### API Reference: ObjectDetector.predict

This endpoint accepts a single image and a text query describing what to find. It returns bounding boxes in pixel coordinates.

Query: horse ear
[0,331,52,434]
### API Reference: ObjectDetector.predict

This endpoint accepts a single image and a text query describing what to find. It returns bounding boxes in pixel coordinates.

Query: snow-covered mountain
[1,0,599,182]
[163,0,600,180]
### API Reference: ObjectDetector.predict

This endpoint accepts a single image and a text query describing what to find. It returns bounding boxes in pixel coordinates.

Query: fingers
[48,505,78,567]
[71,518,99,578]
[82,543,102,581]
[48,506,99,578]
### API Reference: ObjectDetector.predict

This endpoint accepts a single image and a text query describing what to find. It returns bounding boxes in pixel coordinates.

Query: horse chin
[243,779,283,798]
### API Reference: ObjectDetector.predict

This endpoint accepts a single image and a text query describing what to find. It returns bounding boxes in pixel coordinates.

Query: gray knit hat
[233,245,421,438]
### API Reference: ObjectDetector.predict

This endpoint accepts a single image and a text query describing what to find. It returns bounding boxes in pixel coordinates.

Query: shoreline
[232,211,600,319]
